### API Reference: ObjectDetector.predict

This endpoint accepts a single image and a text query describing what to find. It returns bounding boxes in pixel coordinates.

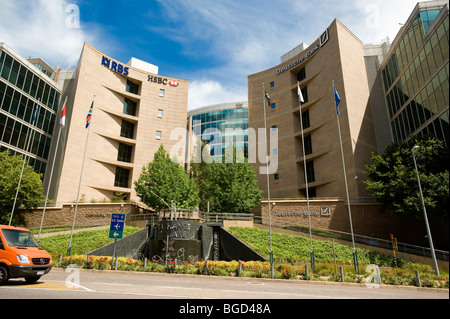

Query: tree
[0,151,45,225]
[364,137,449,220]
[192,144,263,214]
[134,144,200,212]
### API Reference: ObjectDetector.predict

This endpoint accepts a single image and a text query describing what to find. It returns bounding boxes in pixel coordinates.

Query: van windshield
[2,229,39,247]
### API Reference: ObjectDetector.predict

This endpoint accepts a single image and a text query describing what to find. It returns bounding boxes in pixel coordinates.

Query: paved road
[1,268,447,300]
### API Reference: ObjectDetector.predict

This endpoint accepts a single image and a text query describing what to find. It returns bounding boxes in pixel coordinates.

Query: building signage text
[276,29,329,75]
[273,206,331,217]
[101,56,129,75]
[148,76,180,87]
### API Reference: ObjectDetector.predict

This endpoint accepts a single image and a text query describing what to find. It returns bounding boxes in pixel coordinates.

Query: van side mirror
[0,242,4,250]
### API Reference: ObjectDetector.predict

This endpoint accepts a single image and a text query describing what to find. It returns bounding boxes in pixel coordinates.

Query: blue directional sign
[109,213,125,239]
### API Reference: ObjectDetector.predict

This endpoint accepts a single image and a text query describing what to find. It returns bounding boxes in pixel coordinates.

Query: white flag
[297,83,304,103]
[60,97,67,127]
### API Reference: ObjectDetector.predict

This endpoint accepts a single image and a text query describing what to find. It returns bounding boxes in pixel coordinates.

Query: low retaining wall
[26,203,141,228]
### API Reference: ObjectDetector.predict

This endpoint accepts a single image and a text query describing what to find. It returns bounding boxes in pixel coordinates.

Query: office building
[380,0,449,146]
[187,101,248,161]
[52,43,189,204]
[0,42,61,177]
[248,19,377,200]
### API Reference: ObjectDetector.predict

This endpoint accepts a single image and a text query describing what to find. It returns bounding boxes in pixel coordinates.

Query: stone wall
[259,200,449,250]
[25,203,141,228]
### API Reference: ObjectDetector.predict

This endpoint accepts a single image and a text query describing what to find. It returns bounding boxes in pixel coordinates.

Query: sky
[0,0,422,110]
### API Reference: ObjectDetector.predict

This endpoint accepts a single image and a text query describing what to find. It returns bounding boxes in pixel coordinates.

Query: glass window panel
[36,80,44,101]
[23,71,33,94]
[438,68,449,105]
[2,85,13,112]
[30,76,39,98]
[425,81,436,119]
[16,65,27,90]
[1,54,12,80]
[431,33,443,67]
[9,90,21,116]
[432,75,444,111]
[0,113,6,140]
[10,122,21,147]
[42,84,50,106]
[418,89,427,124]
[17,94,27,120]
[3,117,14,144]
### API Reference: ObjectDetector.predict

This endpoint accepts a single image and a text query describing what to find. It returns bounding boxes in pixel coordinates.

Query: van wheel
[25,276,41,284]
[0,266,9,285]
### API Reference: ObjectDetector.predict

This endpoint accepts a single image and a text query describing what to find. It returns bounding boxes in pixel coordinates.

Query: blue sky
[0,0,420,110]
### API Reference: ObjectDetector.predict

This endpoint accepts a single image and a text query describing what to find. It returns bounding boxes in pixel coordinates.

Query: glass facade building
[381,1,449,146]
[0,43,61,176]
[188,102,248,159]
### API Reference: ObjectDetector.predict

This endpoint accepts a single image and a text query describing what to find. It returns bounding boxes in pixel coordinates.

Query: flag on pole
[264,90,272,107]
[334,85,341,115]
[297,83,304,103]
[32,101,39,122]
[85,101,94,128]
[60,97,67,127]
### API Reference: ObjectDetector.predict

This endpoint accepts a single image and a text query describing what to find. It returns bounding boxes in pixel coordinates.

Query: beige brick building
[51,43,188,204]
[248,19,377,201]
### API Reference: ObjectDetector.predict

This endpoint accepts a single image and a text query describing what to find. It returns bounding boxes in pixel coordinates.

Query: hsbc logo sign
[148,75,180,87]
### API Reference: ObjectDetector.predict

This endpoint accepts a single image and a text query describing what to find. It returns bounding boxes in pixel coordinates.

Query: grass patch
[38,226,140,258]
[228,226,409,267]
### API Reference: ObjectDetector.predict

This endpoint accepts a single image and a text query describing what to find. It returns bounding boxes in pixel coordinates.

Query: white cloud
[188,79,246,111]
[0,0,98,67]
[155,0,422,109]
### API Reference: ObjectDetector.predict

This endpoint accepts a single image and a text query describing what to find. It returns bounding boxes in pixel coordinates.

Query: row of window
[384,8,446,91]
[0,50,61,112]
[0,81,56,136]
[0,145,48,175]
[193,121,249,137]
[192,108,248,124]
[0,113,52,161]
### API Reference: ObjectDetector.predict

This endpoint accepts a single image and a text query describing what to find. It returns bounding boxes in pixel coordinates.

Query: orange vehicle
[0,225,52,285]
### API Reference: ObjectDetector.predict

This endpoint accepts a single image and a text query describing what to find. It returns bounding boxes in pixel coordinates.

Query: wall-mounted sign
[273,206,331,217]
[101,56,129,76]
[169,80,179,87]
[148,75,168,85]
[276,28,329,75]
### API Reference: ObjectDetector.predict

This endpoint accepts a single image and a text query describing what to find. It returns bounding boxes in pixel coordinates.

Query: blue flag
[32,102,39,122]
[334,86,341,115]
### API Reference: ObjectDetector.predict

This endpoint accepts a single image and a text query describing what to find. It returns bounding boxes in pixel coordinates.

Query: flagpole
[297,82,314,271]
[262,84,274,279]
[9,99,40,226]
[37,96,67,243]
[333,81,358,274]
[67,96,94,256]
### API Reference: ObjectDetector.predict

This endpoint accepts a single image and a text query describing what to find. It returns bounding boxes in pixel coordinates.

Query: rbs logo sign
[101,56,129,76]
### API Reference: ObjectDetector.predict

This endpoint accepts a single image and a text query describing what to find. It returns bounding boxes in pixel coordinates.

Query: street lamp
[411,145,439,276]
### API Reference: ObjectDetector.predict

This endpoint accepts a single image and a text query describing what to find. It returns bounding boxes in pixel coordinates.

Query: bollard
[415,270,421,287]
[305,265,309,280]
[144,258,147,271]
[59,254,63,263]
[204,260,208,275]
[340,266,344,282]
[238,261,242,277]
